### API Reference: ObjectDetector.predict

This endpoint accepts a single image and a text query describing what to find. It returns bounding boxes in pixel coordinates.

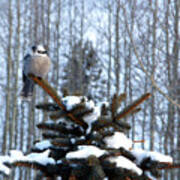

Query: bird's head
[32,45,48,56]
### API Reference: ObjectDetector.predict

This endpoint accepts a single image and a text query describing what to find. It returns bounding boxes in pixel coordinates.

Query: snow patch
[104,132,132,150]
[27,150,55,165]
[61,96,102,133]
[131,149,173,165]
[0,150,55,175]
[109,156,142,175]
[0,162,10,175]
[34,140,52,150]
[83,105,101,133]
[62,96,87,111]
[66,145,107,159]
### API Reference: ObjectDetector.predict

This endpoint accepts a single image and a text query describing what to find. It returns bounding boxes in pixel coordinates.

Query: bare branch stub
[116,93,151,120]
[29,74,88,129]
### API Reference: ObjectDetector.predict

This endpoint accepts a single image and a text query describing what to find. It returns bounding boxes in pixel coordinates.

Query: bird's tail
[20,78,34,101]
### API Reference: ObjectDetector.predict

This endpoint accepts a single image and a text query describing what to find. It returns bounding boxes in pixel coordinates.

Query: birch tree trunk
[173,0,179,178]
[107,1,112,101]
[129,0,135,143]
[54,0,61,90]
[11,0,21,150]
[150,0,157,151]
[164,1,170,179]
[3,0,13,154]
[114,0,120,94]
[43,0,52,122]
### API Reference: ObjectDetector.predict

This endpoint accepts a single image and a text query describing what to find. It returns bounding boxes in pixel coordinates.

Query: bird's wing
[23,54,32,76]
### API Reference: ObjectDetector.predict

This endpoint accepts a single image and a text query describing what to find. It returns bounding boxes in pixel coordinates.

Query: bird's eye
[37,50,47,54]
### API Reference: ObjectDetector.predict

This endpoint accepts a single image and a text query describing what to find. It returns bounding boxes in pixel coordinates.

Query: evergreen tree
[62,40,106,101]
[0,76,179,180]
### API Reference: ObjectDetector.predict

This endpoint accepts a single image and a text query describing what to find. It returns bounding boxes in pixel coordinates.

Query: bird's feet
[20,92,33,102]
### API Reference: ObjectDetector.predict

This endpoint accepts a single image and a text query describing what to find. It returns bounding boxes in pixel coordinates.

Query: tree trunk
[3,0,13,154]
[114,0,120,94]
[150,0,157,151]
[173,0,179,178]
[107,1,112,101]
[11,0,21,150]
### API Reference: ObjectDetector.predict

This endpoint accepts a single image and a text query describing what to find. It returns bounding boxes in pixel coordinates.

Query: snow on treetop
[62,96,88,111]
[66,145,107,159]
[131,149,173,165]
[108,156,143,175]
[104,132,132,150]
[83,106,101,133]
[62,95,102,133]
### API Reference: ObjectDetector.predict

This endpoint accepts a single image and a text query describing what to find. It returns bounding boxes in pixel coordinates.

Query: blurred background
[0,0,179,179]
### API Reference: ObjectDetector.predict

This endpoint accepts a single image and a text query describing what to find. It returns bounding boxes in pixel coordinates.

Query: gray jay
[20,45,51,101]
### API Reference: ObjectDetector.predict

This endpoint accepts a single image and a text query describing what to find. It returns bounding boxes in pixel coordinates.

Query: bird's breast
[29,55,51,78]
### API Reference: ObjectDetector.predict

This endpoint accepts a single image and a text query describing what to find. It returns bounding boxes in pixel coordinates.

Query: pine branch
[12,161,70,178]
[13,161,44,171]
[36,103,60,111]
[111,93,126,120]
[117,93,126,106]
[111,94,118,119]
[50,111,67,120]
[37,122,83,136]
[116,121,131,130]
[157,162,180,170]
[69,104,93,117]
[51,138,72,147]
[116,93,151,120]
[29,74,88,129]
[133,140,145,144]
[42,132,61,139]
[92,119,121,132]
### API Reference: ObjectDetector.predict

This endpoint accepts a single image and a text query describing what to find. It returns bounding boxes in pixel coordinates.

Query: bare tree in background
[149,0,157,151]
[0,0,179,179]
[3,0,13,154]
[107,0,112,101]
[114,0,120,94]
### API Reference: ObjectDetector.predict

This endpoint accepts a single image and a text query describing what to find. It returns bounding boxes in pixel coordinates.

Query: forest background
[0,0,179,179]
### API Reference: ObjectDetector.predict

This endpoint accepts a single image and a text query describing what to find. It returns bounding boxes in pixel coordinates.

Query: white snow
[0,155,12,175]
[0,162,10,175]
[27,150,55,165]
[9,149,55,166]
[61,96,102,133]
[70,138,76,144]
[10,150,24,157]
[145,171,156,180]
[103,178,108,180]
[34,140,52,150]
[66,145,107,159]
[0,149,55,175]
[131,149,173,165]
[83,105,101,133]
[109,156,142,175]
[104,132,132,150]
[62,96,87,111]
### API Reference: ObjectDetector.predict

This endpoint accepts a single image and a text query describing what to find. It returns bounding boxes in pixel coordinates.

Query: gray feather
[20,46,51,101]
